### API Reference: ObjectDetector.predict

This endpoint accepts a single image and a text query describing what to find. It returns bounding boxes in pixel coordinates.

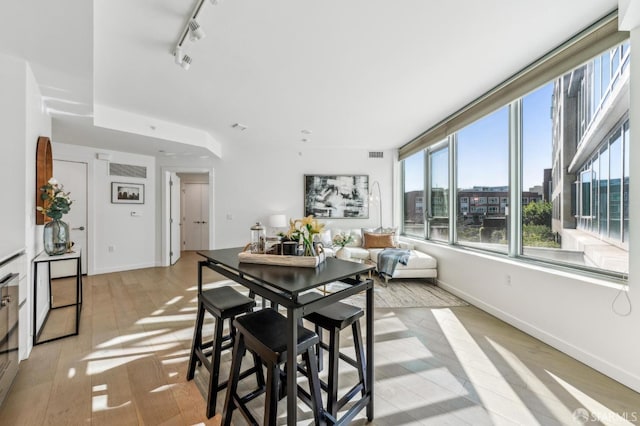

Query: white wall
[0,54,52,360]
[52,143,156,274]
[0,53,27,253]
[211,145,394,248]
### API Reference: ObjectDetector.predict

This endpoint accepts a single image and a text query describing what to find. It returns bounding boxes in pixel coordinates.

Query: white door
[183,183,209,250]
[170,173,181,264]
[51,160,88,274]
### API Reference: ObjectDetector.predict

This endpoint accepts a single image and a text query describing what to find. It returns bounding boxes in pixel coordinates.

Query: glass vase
[43,219,69,256]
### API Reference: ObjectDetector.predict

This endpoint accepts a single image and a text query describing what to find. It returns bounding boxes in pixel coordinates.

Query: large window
[403,151,424,237]
[456,107,509,253]
[401,36,630,279]
[429,146,449,241]
[522,83,558,257]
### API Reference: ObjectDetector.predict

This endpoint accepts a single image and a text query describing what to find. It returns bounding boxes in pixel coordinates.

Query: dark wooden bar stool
[187,285,263,418]
[222,308,325,426]
[304,300,368,423]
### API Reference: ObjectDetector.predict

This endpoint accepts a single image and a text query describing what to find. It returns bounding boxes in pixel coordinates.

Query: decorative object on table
[304,175,369,218]
[111,182,144,204]
[250,222,266,253]
[238,244,325,267]
[265,236,282,255]
[286,215,325,256]
[332,231,354,260]
[37,177,73,256]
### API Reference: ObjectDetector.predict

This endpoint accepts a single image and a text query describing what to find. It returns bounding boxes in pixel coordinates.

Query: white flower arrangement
[332,232,354,248]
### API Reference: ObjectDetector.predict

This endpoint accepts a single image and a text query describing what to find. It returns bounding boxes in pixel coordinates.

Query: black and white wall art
[304,175,369,218]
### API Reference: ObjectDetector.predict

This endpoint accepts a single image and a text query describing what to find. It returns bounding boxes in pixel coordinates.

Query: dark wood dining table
[197,247,375,425]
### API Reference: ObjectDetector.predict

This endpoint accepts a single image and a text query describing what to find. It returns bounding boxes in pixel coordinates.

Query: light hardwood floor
[1,251,639,425]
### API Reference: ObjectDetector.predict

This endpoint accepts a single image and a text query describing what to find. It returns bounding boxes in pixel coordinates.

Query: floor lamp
[369,180,382,230]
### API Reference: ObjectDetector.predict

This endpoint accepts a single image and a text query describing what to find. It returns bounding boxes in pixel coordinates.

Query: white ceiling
[0,0,618,158]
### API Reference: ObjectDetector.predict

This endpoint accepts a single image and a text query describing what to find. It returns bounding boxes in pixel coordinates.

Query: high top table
[197,247,375,425]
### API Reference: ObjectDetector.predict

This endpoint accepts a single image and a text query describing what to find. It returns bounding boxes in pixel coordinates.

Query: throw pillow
[362,232,396,249]
[360,227,377,247]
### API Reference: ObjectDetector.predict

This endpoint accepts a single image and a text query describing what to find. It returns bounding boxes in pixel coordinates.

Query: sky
[404,82,553,193]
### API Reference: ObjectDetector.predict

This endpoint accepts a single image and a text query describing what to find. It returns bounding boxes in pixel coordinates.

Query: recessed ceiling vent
[368,151,384,159]
[109,163,147,179]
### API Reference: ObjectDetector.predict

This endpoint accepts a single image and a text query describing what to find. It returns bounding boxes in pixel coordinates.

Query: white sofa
[318,228,438,283]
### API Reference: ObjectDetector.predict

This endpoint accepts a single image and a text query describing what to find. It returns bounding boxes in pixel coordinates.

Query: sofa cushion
[347,247,370,260]
[362,232,395,249]
[369,249,437,269]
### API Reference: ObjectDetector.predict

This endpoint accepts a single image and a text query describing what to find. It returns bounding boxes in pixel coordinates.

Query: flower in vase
[37,177,72,220]
[286,215,325,256]
[332,232,354,248]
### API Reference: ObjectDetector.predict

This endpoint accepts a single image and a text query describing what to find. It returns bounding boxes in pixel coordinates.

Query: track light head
[174,47,184,65]
[188,19,206,41]
[180,54,192,70]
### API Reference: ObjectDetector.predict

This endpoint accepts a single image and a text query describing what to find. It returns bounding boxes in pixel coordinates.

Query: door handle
[72,226,86,231]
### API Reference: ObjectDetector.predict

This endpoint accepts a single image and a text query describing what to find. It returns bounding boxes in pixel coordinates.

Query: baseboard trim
[92,262,156,275]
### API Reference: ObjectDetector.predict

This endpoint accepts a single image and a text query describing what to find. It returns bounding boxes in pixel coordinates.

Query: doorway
[51,160,88,275]
[180,174,210,250]
[161,168,213,267]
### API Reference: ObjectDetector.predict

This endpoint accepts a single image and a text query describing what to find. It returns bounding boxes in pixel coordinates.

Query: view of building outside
[402,40,630,277]
[403,152,424,237]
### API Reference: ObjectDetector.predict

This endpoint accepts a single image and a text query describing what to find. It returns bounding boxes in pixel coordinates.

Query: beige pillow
[362,232,396,249]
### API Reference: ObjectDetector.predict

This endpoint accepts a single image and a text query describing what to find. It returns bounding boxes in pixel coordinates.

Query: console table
[32,250,83,345]
[197,247,375,425]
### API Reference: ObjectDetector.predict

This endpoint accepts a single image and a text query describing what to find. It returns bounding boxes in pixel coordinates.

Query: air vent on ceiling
[109,163,147,179]
[368,151,384,159]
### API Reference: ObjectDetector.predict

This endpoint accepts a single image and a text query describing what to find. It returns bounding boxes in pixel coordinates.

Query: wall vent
[109,163,147,178]
[368,151,384,159]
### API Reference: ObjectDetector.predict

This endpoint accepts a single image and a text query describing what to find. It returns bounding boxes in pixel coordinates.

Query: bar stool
[304,300,367,423]
[222,308,324,426]
[187,286,264,418]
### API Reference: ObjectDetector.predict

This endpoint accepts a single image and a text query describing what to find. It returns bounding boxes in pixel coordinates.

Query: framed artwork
[111,182,144,204]
[304,175,369,218]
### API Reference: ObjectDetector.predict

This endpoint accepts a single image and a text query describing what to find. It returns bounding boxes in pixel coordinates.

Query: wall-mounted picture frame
[304,175,369,218]
[111,182,144,204]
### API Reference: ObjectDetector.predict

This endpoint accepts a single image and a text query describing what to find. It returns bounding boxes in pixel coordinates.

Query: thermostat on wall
[131,211,142,217]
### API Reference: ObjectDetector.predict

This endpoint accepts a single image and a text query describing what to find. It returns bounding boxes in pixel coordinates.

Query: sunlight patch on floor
[96,329,168,348]
[136,314,196,324]
[92,384,132,412]
[547,371,636,425]
[433,309,539,425]
[487,337,576,422]
[165,296,183,305]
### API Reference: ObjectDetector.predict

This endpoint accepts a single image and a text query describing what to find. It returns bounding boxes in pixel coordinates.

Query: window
[429,146,449,242]
[609,133,622,241]
[401,28,629,279]
[456,107,509,252]
[580,170,592,217]
[402,151,425,237]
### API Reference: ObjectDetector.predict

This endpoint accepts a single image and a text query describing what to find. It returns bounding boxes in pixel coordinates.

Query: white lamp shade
[268,214,287,228]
